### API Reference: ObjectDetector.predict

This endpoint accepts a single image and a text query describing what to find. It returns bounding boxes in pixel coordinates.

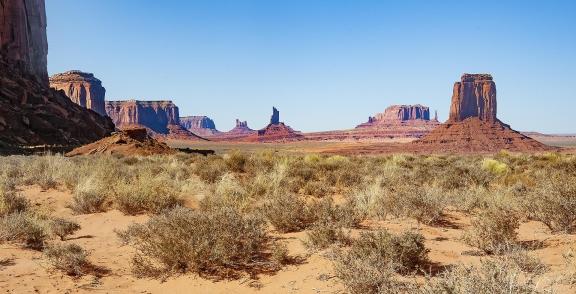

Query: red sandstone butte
[180,116,220,137]
[414,74,552,153]
[50,71,107,116]
[247,107,303,142]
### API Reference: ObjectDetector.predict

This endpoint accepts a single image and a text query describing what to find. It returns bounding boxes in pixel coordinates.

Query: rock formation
[448,74,497,122]
[66,128,175,156]
[0,0,115,154]
[210,119,256,141]
[270,107,280,125]
[0,0,48,84]
[180,116,220,136]
[49,71,107,116]
[105,100,180,134]
[414,74,551,153]
[356,104,437,129]
[250,107,303,142]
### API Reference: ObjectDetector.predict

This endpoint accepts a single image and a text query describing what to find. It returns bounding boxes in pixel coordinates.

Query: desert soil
[1,185,575,293]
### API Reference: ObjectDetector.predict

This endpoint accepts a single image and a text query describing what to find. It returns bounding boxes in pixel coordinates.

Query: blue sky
[46,0,576,133]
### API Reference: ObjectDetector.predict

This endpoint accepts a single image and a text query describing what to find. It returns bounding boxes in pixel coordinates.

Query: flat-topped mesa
[0,0,48,84]
[105,100,180,134]
[180,116,219,136]
[270,107,280,125]
[49,71,107,116]
[375,104,431,122]
[449,73,497,122]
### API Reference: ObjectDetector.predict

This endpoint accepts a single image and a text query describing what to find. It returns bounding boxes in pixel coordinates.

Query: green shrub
[482,159,510,175]
[44,243,91,276]
[48,218,81,241]
[118,207,271,279]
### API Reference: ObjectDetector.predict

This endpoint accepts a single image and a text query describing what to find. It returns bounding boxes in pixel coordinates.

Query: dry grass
[48,218,81,241]
[44,243,91,276]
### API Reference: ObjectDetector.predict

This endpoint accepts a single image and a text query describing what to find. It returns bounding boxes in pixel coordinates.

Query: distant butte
[50,70,107,116]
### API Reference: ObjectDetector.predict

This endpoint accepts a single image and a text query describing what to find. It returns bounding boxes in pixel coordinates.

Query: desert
[2,0,576,293]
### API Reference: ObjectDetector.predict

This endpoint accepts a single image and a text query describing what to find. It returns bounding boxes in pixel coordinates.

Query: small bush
[525,173,576,233]
[393,186,447,225]
[44,243,90,276]
[192,156,227,183]
[302,180,331,197]
[464,206,519,254]
[263,193,311,233]
[305,222,349,250]
[224,151,247,173]
[70,177,108,214]
[482,158,510,175]
[333,230,428,293]
[0,213,46,249]
[118,206,271,279]
[48,218,81,241]
[420,258,549,294]
[0,191,29,216]
[113,173,182,215]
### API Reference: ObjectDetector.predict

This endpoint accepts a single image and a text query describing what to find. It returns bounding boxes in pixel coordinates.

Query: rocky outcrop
[49,71,106,116]
[270,107,280,125]
[66,128,175,156]
[105,100,180,134]
[209,119,255,141]
[0,55,115,153]
[0,0,115,154]
[0,0,48,84]
[180,116,220,136]
[357,104,436,128]
[448,74,497,122]
[414,74,552,153]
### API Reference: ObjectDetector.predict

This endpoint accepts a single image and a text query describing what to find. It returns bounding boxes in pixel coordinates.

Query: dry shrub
[201,173,253,213]
[309,197,363,228]
[48,218,81,241]
[0,191,29,216]
[118,206,270,279]
[420,258,550,294]
[192,156,227,183]
[302,180,331,197]
[464,206,519,254]
[263,193,311,233]
[333,230,428,294]
[44,243,91,276]
[0,213,46,249]
[224,150,248,173]
[305,222,349,250]
[563,248,576,285]
[113,172,182,215]
[70,177,109,214]
[393,186,447,225]
[525,172,576,233]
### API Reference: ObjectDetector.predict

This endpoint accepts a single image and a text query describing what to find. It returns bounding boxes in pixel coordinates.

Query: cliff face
[49,71,107,116]
[449,74,497,122]
[105,100,180,134]
[180,116,219,136]
[0,0,48,84]
[375,105,431,122]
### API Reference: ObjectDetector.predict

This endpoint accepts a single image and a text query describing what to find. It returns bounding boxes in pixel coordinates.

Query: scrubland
[1,150,576,293]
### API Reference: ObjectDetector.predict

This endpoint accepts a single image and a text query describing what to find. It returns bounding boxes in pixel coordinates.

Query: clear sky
[46,0,576,133]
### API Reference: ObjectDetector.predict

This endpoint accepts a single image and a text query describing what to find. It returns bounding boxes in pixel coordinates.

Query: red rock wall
[105,100,180,134]
[449,74,497,122]
[50,71,107,116]
[0,0,48,84]
[375,105,431,122]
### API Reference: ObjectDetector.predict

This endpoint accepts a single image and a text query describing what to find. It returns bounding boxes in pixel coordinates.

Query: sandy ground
[1,186,575,293]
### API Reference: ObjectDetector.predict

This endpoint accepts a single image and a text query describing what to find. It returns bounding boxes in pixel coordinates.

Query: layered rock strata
[49,71,106,116]
[0,0,48,84]
[180,116,220,136]
[105,100,180,134]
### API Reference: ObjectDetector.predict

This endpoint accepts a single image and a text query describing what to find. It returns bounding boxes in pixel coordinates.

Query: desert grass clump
[482,158,510,175]
[263,193,311,233]
[393,186,447,226]
[113,172,182,215]
[0,191,29,216]
[0,213,46,249]
[118,206,270,279]
[44,243,91,276]
[525,172,576,234]
[305,221,349,250]
[464,206,519,254]
[420,258,550,294]
[48,218,81,241]
[70,177,109,214]
[333,230,428,294]
[192,156,227,183]
[224,150,248,173]
[302,180,331,197]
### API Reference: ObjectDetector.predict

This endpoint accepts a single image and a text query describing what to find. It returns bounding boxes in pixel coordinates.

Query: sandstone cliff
[50,71,107,116]
[0,0,48,84]
[180,116,219,136]
[270,107,280,125]
[415,74,551,152]
[448,74,497,122]
[105,100,180,134]
[357,104,435,128]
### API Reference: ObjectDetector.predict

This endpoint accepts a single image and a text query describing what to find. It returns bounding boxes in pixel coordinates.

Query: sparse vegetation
[44,243,91,276]
[0,212,47,249]
[464,205,519,254]
[48,218,81,241]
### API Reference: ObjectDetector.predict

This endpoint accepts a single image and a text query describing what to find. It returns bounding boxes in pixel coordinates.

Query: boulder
[50,71,107,116]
